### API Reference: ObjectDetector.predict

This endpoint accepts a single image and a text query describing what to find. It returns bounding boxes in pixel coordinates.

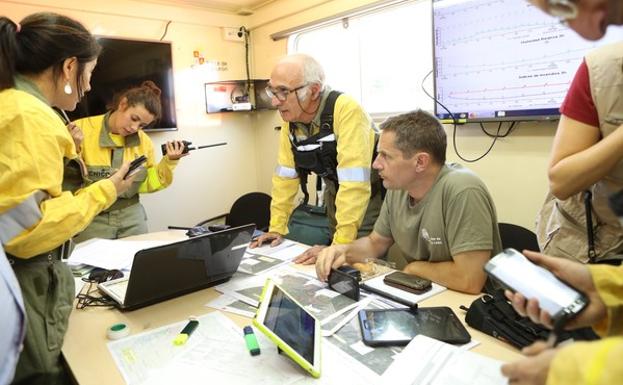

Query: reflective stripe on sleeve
[337,167,370,183]
[275,165,298,179]
[0,190,48,245]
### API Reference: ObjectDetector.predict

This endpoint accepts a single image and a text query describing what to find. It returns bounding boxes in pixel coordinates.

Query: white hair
[287,53,325,92]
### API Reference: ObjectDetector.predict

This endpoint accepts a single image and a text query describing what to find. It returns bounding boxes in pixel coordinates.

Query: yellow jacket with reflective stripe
[269,91,376,244]
[74,114,178,194]
[547,264,623,385]
[0,88,117,258]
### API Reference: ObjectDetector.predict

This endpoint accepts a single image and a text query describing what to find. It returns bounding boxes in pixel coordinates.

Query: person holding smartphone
[501,250,621,385]
[0,13,135,384]
[499,2,623,384]
[69,81,189,243]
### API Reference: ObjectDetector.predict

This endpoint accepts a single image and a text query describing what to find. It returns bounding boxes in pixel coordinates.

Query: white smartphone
[485,248,588,322]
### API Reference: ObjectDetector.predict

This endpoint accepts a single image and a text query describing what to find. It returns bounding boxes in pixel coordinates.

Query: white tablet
[253,278,321,378]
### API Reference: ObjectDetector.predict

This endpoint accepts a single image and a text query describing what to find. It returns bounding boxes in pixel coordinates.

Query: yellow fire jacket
[269,89,376,244]
[0,83,117,258]
[547,264,623,385]
[74,114,178,196]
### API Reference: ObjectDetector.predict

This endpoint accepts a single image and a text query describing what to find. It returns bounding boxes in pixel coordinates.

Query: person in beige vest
[536,41,623,264]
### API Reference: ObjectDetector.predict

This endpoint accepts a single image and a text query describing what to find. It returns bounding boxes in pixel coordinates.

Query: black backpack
[462,290,599,349]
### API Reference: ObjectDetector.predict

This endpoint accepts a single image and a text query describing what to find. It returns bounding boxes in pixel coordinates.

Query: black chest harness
[289,91,383,205]
[289,91,341,205]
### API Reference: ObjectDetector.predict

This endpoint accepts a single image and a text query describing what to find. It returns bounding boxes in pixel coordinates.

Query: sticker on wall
[192,50,227,71]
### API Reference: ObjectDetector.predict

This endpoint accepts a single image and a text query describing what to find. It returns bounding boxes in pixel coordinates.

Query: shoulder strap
[319,90,342,134]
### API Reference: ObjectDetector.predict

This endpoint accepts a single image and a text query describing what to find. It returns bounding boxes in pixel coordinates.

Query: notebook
[98,224,255,310]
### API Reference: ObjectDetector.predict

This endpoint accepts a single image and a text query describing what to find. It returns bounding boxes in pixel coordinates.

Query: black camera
[161,140,192,156]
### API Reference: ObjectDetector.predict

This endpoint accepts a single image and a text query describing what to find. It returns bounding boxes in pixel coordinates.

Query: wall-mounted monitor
[70,37,177,131]
[432,0,623,123]
[204,79,276,113]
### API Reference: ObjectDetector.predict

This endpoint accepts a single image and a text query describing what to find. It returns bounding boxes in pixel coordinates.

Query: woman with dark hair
[71,80,188,243]
[0,13,134,384]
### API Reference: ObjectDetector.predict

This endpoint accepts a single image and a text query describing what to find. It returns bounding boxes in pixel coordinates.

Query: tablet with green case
[253,278,321,378]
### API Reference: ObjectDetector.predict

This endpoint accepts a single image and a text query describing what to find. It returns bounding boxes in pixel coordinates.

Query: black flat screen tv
[70,37,177,131]
[432,0,623,123]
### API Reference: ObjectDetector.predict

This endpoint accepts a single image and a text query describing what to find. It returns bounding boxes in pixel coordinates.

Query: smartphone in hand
[124,155,147,179]
[485,248,588,322]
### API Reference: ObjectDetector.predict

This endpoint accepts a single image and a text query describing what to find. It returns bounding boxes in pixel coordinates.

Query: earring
[64,82,73,95]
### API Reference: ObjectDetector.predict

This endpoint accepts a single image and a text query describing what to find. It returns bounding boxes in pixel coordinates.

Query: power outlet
[222,27,245,42]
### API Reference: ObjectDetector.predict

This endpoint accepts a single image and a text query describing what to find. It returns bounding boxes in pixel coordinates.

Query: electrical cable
[75,278,116,309]
[420,70,515,163]
[160,20,172,41]
[480,121,517,138]
[242,27,252,100]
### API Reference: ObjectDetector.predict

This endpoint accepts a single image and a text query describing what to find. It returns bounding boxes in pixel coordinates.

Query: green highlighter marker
[243,325,260,356]
[173,318,199,346]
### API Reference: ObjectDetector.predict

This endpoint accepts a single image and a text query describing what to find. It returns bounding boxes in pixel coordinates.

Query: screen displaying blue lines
[432,0,623,122]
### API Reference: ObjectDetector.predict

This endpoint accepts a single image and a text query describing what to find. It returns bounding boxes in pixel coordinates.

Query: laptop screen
[123,224,255,309]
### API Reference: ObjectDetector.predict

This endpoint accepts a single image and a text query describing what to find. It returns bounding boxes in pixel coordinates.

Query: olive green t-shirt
[374,163,502,266]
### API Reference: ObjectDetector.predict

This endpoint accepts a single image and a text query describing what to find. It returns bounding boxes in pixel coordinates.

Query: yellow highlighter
[173,318,199,345]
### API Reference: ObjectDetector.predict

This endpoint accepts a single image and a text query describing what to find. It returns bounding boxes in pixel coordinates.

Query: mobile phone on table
[358,306,471,347]
[383,271,432,294]
[124,155,147,179]
[485,248,588,322]
[328,267,360,301]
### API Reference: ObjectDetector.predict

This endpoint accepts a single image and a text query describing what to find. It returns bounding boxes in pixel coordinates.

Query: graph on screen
[433,0,623,122]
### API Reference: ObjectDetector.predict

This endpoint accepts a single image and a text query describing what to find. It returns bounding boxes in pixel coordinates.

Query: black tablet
[358,306,471,347]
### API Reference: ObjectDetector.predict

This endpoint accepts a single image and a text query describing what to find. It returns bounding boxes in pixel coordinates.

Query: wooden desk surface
[63,231,523,385]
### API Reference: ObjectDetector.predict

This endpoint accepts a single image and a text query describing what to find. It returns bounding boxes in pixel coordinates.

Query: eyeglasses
[545,0,578,23]
[265,83,308,102]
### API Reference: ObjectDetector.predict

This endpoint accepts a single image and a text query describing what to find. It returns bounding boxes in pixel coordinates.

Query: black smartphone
[328,267,360,301]
[383,271,432,294]
[124,155,147,179]
[358,307,471,347]
[485,248,588,322]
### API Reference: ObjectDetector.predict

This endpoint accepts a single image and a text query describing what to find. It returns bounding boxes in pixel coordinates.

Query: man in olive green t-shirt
[315,110,502,294]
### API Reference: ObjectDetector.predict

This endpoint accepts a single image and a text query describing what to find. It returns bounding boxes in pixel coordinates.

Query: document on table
[67,238,173,270]
[109,311,311,385]
[362,272,447,305]
[205,293,257,318]
[238,253,290,275]
[381,335,507,385]
[245,240,309,261]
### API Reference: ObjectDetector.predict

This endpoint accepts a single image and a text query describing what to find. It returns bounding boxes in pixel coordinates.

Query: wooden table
[62,231,523,385]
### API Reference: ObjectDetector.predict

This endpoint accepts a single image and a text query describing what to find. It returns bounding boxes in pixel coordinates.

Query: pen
[361,283,416,308]
[173,317,199,345]
[243,325,260,356]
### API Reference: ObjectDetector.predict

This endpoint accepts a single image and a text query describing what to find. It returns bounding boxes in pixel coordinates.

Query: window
[288,0,433,119]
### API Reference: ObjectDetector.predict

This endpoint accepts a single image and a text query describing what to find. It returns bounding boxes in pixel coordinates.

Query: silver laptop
[98,224,255,310]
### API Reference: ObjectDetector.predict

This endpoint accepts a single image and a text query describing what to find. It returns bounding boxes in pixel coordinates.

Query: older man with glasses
[249,53,384,264]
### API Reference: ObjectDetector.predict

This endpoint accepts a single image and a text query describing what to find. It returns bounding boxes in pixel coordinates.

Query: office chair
[197,192,272,232]
[498,222,540,252]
